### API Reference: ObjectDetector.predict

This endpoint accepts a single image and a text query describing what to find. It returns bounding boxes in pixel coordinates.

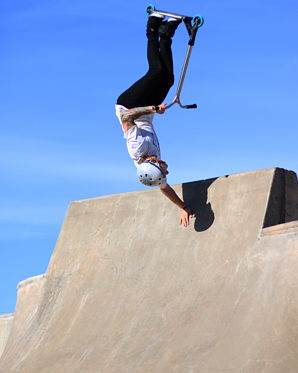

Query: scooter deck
[146,4,204,27]
[147,8,190,21]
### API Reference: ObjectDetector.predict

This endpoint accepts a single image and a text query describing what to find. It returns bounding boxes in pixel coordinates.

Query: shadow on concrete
[182,178,218,232]
[263,168,298,228]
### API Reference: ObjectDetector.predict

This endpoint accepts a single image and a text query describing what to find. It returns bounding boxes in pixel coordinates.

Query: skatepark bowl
[0,167,297,373]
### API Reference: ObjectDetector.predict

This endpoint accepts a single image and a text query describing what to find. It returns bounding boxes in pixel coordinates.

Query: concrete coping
[0,314,14,320]
[17,274,46,290]
[261,221,298,236]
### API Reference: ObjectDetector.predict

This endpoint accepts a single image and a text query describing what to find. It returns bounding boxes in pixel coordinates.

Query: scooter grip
[186,104,197,109]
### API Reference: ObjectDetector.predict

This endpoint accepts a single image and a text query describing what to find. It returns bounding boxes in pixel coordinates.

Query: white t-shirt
[115,104,167,187]
[115,104,162,165]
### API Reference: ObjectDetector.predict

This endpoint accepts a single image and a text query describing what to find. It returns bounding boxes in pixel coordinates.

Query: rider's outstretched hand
[179,207,193,227]
[156,103,167,114]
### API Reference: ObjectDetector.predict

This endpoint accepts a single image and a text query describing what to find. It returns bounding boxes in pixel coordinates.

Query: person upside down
[115,12,193,227]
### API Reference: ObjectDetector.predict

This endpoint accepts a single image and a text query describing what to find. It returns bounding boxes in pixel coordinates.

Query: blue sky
[1,0,297,314]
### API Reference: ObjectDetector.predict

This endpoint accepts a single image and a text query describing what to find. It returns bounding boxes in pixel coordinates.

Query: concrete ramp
[0,314,13,358]
[0,275,46,361]
[0,168,298,373]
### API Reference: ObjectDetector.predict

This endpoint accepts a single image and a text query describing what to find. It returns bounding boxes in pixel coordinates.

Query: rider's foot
[146,14,165,37]
[158,18,182,39]
[150,12,165,19]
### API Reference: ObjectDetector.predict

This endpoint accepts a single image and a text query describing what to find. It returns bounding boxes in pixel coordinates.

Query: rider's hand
[156,103,167,114]
[179,207,193,227]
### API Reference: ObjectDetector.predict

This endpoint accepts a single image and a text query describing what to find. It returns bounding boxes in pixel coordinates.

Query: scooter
[146,4,204,110]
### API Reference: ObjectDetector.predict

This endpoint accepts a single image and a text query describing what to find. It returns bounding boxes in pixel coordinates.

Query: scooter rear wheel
[146,4,156,15]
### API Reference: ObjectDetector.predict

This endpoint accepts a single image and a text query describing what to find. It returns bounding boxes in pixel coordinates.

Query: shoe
[158,18,181,39]
[150,12,165,19]
[146,14,164,37]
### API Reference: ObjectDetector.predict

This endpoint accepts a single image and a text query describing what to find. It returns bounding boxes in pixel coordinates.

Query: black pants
[116,35,174,108]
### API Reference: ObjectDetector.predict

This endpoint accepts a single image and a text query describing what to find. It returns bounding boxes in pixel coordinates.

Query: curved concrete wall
[0,314,14,358]
[0,168,297,373]
[0,274,46,367]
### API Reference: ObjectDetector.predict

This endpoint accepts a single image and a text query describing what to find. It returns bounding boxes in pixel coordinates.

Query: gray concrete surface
[0,275,45,365]
[0,167,297,373]
[0,314,13,358]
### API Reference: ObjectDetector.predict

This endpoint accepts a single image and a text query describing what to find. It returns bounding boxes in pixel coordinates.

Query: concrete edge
[0,314,14,321]
[70,167,280,205]
[17,274,46,290]
[261,221,298,236]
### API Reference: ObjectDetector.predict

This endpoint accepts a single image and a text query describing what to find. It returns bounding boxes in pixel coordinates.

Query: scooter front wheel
[192,14,204,28]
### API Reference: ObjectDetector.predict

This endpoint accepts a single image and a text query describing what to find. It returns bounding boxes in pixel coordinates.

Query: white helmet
[137,161,166,187]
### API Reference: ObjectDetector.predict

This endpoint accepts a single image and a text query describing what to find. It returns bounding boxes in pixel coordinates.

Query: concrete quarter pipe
[0,167,298,373]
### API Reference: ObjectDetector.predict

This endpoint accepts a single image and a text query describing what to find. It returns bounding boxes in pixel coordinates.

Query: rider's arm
[120,104,166,132]
[120,106,155,132]
[160,184,193,227]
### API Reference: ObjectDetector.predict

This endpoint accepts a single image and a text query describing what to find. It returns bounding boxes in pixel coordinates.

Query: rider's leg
[154,19,182,102]
[116,17,181,108]
[116,15,165,108]
[146,20,163,75]
[159,19,181,76]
